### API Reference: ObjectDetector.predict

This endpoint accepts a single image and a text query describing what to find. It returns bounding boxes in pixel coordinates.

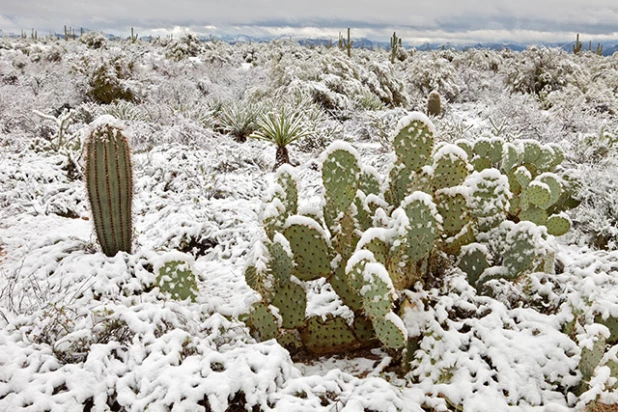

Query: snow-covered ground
[1,34,618,411]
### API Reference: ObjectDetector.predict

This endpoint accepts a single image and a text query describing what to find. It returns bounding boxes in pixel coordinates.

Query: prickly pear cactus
[244,111,577,356]
[84,115,133,257]
[154,252,199,302]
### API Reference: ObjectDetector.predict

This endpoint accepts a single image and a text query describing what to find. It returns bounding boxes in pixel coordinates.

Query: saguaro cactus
[84,116,134,257]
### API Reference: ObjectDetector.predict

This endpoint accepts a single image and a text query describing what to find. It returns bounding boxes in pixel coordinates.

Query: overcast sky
[1,0,618,44]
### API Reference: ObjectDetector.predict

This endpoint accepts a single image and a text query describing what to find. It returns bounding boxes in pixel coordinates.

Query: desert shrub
[406,52,464,101]
[165,33,203,61]
[79,31,107,49]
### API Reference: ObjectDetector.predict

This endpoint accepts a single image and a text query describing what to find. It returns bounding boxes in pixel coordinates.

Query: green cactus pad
[502,222,538,277]
[409,167,434,194]
[322,145,361,228]
[579,334,607,383]
[267,240,292,286]
[522,140,542,165]
[509,195,521,217]
[545,214,571,236]
[354,195,372,232]
[502,142,522,173]
[473,137,492,158]
[359,167,382,196]
[465,169,511,231]
[537,146,556,172]
[455,139,474,159]
[276,165,299,215]
[514,166,532,187]
[441,223,476,256]
[547,143,565,169]
[519,206,548,226]
[271,281,307,329]
[507,169,523,195]
[386,164,412,208]
[352,316,377,343]
[345,251,373,295]
[372,314,407,349]
[459,243,491,287]
[359,233,389,266]
[331,210,360,261]
[245,264,275,302]
[360,262,394,320]
[393,116,434,171]
[436,189,470,236]
[283,218,332,281]
[594,315,618,345]
[432,145,470,190]
[301,315,360,355]
[329,264,363,311]
[538,173,561,208]
[248,303,279,341]
[487,138,505,164]
[525,181,552,207]
[400,192,440,262]
[156,258,199,302]
[471,156,492,172]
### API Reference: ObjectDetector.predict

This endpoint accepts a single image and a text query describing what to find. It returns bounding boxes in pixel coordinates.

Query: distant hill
[1,28,616,55]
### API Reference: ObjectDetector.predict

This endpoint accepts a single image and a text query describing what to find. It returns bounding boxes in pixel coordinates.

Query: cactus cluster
[84,116,134,257]
[456,136,575,237]
[245,112,576,355]
[339,28,352,58]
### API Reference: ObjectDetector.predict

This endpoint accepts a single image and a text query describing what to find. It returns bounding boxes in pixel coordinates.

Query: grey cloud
[1,0,617,43]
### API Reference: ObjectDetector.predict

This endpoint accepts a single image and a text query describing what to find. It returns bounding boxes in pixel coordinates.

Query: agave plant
[250,106,314,169]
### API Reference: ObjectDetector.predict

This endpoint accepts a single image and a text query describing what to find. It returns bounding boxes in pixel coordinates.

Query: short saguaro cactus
[84,115,134,257]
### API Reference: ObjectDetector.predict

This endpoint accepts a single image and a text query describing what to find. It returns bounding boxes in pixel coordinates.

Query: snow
[1,36,618,411]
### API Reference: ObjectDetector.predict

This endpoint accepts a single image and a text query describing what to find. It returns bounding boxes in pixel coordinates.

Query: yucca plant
[250,107,314,169]
[217,102,262,142]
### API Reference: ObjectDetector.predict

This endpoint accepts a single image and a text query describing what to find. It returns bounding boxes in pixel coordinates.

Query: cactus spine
[84,117,134,257]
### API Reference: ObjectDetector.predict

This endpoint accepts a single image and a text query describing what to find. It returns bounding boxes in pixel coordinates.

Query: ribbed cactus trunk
[85,117,133,257]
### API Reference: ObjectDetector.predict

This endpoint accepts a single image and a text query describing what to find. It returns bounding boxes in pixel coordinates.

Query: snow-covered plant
[217,101,262,142]
[87,62,137,105]
[249,106,314,169]
[32,108,80,153]
[165,33,203,61]
[572,163,618,250]
[79,31,107,49]
[406,52,463,101]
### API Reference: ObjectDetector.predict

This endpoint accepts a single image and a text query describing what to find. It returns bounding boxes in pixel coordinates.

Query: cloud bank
[1,0,618,44]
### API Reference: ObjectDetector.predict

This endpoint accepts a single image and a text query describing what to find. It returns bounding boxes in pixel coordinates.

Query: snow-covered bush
[79,30,107,49]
